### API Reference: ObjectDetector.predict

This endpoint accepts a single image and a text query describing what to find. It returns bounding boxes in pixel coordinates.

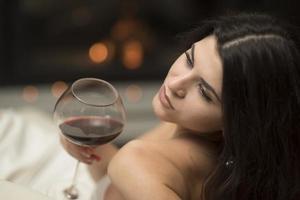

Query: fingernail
[91,154,101,162]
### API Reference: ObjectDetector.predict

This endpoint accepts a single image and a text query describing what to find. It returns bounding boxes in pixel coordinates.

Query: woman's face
[152,35,223,133]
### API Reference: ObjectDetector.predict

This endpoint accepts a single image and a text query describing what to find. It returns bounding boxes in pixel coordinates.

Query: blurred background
[0,0,299,143]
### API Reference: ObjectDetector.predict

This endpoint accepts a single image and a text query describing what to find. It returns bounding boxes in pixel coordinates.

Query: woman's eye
[199,84,212,102]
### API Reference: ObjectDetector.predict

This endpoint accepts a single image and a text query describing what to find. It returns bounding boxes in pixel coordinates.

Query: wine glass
[53,78,126,199]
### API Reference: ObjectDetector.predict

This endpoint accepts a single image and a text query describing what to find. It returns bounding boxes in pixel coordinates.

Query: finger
[63,142,91,162]
[82,149,101,162]
[80,151,92,158]
[80,158,94,165]
[84,147,95,154]
[69,151,94,164]
[60,137,99,164]
[70,145,101,163]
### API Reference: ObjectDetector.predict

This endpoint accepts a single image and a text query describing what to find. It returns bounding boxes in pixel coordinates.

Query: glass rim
[71,77,120,107]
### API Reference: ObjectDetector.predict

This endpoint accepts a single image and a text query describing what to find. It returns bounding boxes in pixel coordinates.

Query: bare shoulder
[108,136,217,200]
[147,135,218,194]
[139,131,218,177]
[107,139,186,199]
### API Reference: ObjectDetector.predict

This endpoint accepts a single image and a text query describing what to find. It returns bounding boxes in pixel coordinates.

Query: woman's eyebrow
[191,44,195,64]
[199,77,221,102]
[185,51,193,65]
[185,44,195,65]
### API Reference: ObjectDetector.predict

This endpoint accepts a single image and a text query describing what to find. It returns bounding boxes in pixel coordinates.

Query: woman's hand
[60,136,101,164]
[60,135,119,181]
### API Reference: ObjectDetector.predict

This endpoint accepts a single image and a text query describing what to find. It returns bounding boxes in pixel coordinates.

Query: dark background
[0,0,299,86]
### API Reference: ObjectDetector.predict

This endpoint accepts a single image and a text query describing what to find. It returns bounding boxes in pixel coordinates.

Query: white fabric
[0,108,97,199]
[0,180,52,199]
[90,175,111,200]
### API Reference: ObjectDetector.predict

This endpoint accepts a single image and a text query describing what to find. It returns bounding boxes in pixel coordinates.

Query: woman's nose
[167,75,191,98]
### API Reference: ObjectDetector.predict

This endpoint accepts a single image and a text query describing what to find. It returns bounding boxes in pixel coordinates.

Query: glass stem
[71,161,80,187]
[63,161,80,199]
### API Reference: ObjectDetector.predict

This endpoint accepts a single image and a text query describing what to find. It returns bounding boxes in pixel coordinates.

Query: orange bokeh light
[122,40,143,70]
[51,81,68,98]
[22,85,39,103]
[89,42,108,63]
[125,84,143,103]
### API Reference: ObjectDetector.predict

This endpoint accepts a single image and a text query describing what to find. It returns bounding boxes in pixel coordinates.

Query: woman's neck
[173,125,223,143]
[172,125,224,159]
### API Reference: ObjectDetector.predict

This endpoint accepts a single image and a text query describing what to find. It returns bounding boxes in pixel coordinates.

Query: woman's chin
[152,96,173,122]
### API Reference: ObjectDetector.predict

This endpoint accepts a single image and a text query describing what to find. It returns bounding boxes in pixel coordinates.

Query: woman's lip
[159,85,175,110]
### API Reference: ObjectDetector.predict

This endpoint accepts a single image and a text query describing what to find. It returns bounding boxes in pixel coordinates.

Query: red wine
[59,116,124,146]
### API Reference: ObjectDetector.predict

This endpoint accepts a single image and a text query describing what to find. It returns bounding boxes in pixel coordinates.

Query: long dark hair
[183,13,300,200]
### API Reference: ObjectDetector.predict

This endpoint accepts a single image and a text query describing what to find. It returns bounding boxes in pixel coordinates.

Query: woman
[61,13,300,200]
